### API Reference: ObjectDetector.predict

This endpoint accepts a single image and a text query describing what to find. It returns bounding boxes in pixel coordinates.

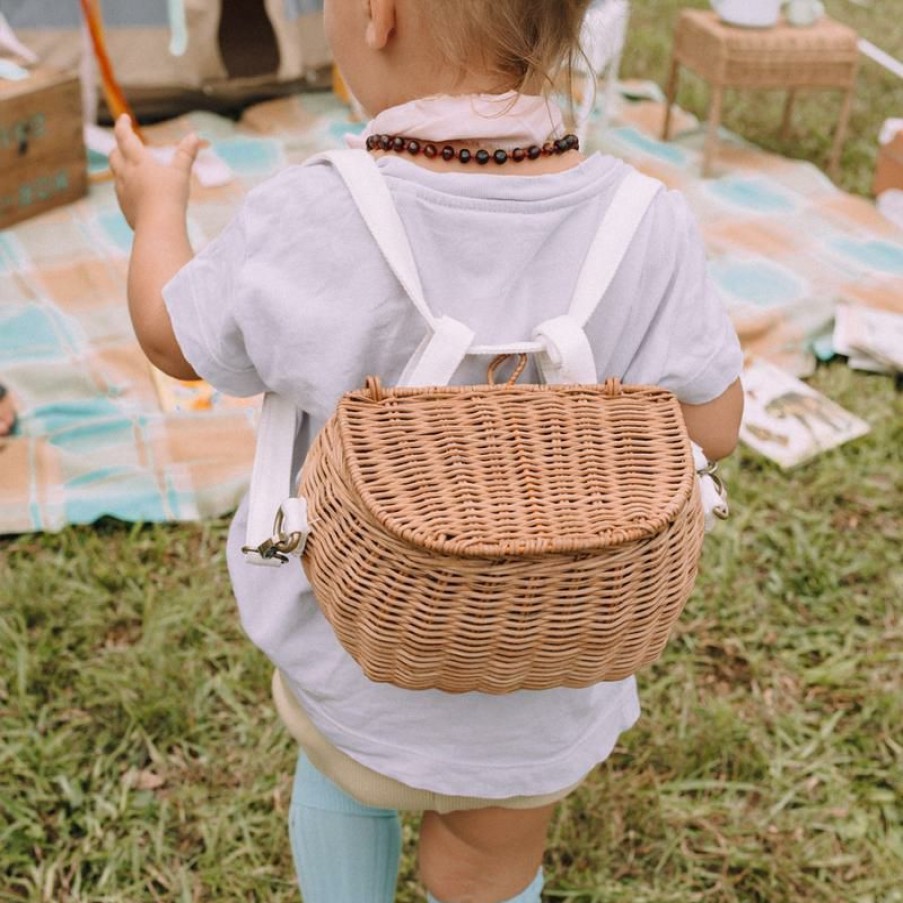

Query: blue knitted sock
[288,752,402,903]
[426,866,544,903]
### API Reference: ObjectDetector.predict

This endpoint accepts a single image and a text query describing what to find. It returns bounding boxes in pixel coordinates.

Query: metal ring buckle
[696,459,729,520]
[269,507,305,555]
[241,508,305,563]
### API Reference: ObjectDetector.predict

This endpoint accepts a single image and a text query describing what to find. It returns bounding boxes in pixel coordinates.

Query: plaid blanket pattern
[1,91,900,534]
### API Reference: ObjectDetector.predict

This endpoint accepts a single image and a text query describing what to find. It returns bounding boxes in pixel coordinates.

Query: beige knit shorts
[272,669,585,814]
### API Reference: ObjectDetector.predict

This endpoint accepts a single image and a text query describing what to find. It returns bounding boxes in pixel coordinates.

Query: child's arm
[109,114,201,380]
[680,377,744,461]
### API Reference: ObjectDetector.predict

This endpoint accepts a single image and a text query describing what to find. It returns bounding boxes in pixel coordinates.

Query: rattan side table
[662,10,859,178]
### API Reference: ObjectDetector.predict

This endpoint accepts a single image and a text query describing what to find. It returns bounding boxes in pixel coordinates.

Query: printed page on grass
[833,303,903,374]
[739,358,871,468]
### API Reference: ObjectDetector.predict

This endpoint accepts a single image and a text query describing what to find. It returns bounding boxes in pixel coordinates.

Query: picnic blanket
[1,89,901,535]
[604,97,903,373]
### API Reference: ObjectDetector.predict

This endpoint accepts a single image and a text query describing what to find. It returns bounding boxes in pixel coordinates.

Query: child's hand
[109,114,202,231]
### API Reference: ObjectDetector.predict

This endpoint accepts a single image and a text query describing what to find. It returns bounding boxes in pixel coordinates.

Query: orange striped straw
[78,0,145,141]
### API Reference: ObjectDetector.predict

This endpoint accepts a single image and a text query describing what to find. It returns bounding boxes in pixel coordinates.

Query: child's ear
[365,0,395,50]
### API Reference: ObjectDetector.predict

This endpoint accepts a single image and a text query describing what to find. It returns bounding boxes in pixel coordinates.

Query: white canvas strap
[318,150,661,386]
[314,149,476,386]
[533,170,661,384]
[569,172,662,327]
[311,150,442,335]
[466,170,661,381]
[243,150,439,564]
[243,394,309,566]
[397,316,476,387]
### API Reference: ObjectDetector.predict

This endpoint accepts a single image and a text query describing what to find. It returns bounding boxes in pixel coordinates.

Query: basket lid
[336,380,697,558]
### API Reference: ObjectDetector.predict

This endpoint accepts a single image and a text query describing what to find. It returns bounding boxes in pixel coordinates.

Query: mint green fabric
[289,753,401,903]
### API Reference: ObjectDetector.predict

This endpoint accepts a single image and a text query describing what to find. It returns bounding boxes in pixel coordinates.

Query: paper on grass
[833,303,903,374]
[739,359,870,468]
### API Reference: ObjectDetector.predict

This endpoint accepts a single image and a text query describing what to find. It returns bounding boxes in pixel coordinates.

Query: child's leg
[289,752,402,903]
[419,804,555,903]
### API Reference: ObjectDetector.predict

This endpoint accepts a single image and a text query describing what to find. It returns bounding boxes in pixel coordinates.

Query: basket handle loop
[364,376,385,401]
[487,353,528,386]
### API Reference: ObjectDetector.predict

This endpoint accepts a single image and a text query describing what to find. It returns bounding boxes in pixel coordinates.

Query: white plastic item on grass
[167,0,188,56]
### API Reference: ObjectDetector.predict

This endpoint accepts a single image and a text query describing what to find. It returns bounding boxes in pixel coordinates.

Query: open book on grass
[739,358,870,468]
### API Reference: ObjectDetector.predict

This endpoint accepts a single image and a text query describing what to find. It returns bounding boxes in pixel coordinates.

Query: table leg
[828,84,855,180]
[662,58,679,140]
[703,84,724,177]
[781,89,797,140]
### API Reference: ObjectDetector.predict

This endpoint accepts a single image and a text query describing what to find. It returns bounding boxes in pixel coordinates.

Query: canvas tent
[1,0,331,117]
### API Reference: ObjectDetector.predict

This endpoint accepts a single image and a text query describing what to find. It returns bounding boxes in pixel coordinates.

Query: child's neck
[362,92,586,177]
[355,5,579,174]
[373,66,515,115]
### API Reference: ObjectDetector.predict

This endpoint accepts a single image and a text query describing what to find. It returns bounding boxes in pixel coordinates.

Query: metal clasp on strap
[696,459,729,521]
[242,498,309,565]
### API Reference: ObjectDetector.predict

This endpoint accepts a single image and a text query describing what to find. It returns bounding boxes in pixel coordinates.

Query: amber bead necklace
[365,133,579,166]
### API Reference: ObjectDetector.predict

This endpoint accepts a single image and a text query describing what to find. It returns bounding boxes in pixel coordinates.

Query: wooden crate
[0,69,87,230]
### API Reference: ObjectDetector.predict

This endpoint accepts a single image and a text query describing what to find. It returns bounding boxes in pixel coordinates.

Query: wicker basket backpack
[243,150,727,695]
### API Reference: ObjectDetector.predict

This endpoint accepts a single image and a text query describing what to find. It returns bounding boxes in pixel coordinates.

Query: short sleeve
[625,190,743,404]
[162,210,267,397]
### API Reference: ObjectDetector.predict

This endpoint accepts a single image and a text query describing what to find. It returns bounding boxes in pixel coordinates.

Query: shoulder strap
[308,149,436,329]
[243,394,309,566]
[243,149,471,564]
[310,149,474,387]
[569,170,663,326]
[532,170,662,384]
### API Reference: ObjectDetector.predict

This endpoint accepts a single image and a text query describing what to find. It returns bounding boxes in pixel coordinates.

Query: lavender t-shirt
[163,152,742,797]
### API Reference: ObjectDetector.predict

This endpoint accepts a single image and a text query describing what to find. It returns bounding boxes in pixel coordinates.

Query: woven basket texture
[299,377,705,694]
[674,11,859,88]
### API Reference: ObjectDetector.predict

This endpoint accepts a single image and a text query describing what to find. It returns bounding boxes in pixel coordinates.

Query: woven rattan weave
[299,368,705,694]
[662,10,859,178]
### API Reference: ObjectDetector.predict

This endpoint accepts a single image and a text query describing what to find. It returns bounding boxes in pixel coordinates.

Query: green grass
[2,3,902,900]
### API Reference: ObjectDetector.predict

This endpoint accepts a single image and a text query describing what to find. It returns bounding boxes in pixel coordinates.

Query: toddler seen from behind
[111,1,744,900]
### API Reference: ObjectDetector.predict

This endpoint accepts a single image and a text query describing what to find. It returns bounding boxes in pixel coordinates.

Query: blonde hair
[417,0,593,94]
